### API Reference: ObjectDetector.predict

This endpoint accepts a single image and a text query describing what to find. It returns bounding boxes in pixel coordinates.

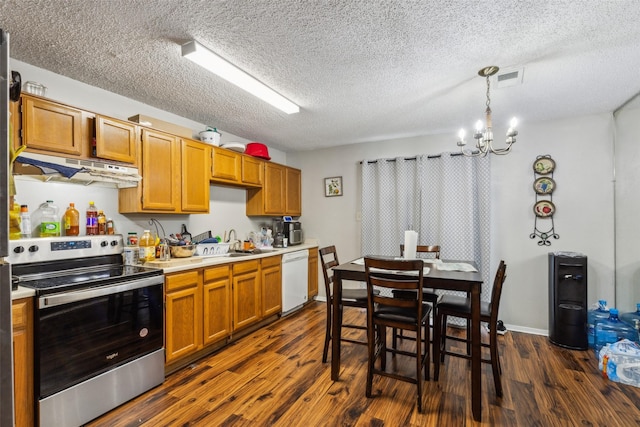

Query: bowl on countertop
[169,244,196,258]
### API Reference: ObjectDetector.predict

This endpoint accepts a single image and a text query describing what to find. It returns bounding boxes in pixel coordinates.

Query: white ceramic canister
[199,128,221,146]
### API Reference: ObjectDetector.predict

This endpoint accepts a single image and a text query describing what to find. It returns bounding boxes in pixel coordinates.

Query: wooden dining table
[331,258,485,421]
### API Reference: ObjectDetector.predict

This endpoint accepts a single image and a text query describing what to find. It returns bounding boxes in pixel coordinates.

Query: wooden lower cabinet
[308,249,319,298]
[232,260,261,331]
[13,298,34,427]
[203,265,231,345]
[164,270,202,364]
[261,255,282,317]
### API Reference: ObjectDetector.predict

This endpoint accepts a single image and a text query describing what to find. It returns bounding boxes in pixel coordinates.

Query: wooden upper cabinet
[261,163,286,215]
[285,167,302,216]
[22,95,84,156]
[211,146,241,184]
[141,129,180,211]
[241,156,263,186]
[246,163,301,216]
[181,139,210,212]
[210,147,264,188]
[95,115,137,163]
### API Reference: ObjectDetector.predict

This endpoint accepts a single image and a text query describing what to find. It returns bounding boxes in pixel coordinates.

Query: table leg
[331,270,342,381]
[471,284,482,421]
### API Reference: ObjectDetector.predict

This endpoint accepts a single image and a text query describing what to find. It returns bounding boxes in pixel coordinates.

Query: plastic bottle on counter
[86,201,98,235]
[62,202,80,236]
[19,205,31,238]
[124,231,139,265]
[97,210,107,235]
[594,308,640,357]
[106,218,115,235]
[587,300,610,349]
[40,200,61,237]
[139,230,156,263]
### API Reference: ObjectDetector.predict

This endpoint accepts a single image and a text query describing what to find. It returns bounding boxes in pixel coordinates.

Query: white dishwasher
[281,249,309,315]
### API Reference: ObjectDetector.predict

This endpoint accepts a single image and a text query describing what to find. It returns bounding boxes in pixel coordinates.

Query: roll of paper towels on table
[404,230,418,259]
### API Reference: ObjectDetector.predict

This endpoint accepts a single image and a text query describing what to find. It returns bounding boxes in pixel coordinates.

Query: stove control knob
[13,246,24,254]
[110,240,118,246]
[100,240,108,247]
[28,245,39,253]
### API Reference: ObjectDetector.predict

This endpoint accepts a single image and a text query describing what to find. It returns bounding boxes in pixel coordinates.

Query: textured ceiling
[2,0,640,153]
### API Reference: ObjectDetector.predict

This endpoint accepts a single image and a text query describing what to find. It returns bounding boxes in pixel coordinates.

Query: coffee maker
[273,219,285,248]
[273,218,303,246]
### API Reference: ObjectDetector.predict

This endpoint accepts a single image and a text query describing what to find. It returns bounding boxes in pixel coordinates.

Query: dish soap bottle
[63,202,80,236]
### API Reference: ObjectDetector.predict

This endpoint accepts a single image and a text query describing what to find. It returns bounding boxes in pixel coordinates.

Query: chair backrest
[364,257,425,319]
[488,261,507,324]
[400,244,440,259]
[319,246,340,297]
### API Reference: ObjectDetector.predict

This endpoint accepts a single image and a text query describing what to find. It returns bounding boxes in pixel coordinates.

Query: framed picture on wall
[324,176,343,197]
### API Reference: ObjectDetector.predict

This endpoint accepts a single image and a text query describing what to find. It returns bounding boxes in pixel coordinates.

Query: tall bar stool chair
[364,256,431,412]
[393,245,441,347]
[319,246,372,363]
[434,260,507,397]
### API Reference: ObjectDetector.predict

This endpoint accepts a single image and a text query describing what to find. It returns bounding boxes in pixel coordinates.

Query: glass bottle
[97,210,107,235]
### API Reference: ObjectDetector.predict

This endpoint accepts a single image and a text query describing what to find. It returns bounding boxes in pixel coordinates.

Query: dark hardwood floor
[87,301,640,426]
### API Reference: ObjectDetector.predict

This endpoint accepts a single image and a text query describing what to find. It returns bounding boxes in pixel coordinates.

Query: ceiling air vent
[495,67,524,88]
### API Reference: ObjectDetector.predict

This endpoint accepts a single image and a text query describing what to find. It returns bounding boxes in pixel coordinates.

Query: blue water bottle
[621,303,640,334]
[594,308,640,358]
[587,300,609,349]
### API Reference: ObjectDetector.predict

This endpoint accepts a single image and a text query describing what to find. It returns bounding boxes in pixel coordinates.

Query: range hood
[14,151,141,188]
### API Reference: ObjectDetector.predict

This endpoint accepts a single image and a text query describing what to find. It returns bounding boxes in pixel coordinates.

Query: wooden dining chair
[393,245,441,347]
[319,245,372,363]
[364,256,431,412]
[433,260,507,397]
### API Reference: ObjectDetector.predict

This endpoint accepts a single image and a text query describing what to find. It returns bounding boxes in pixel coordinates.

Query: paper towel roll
[404,230,418,259]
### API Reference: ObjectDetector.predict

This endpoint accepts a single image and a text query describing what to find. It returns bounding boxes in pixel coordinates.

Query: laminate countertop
[147,240,319,274]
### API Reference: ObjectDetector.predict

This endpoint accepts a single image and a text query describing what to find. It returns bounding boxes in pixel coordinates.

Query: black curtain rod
[359,151,466,164]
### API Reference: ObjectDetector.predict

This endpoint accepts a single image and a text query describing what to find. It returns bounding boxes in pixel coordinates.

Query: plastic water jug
[621,303,640,334]
[594,308,640,357]
[587,300,609,348]
[40,200,60,237]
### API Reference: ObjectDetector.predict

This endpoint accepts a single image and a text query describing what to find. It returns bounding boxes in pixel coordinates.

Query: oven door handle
[39,276,163,308]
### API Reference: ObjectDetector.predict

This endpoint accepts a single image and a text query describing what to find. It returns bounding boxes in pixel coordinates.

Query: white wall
[614,100,640,313]
[290,113,616,334]
[11,59,287,243]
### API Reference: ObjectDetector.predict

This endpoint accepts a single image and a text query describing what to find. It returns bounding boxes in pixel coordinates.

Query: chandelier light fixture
[181,40,300,114]
[456,66,518,157]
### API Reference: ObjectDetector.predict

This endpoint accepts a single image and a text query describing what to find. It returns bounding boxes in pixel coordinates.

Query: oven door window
[37,285,163,398]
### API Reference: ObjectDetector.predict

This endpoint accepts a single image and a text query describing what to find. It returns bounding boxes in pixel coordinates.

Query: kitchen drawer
[261,254,281,269]
[166,270,200,292]
[232,259,259,275]
[204,265,230,281]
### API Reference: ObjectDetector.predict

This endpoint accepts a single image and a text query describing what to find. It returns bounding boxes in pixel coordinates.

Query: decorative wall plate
[533,157,555,175]
[534,200,555,217]
[533,177,556,194]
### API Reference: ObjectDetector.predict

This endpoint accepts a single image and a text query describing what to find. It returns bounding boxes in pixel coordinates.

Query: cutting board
[144,257,203,268]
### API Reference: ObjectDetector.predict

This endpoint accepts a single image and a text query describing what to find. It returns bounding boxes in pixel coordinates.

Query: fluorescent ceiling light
[181,40,300,114]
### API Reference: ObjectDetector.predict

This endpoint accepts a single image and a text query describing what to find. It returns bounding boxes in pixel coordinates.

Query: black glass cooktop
[12,255,162,296]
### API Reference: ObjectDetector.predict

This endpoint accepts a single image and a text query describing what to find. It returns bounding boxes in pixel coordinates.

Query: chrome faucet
[225,229,241,251]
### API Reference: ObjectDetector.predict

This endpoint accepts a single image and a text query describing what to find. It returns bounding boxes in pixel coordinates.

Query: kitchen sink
[225,252,254,257]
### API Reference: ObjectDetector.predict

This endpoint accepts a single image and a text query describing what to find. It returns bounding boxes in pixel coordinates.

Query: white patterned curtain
[361,152,492,302]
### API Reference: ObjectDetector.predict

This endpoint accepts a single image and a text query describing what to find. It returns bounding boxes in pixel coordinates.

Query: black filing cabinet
[548,252,588,349]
